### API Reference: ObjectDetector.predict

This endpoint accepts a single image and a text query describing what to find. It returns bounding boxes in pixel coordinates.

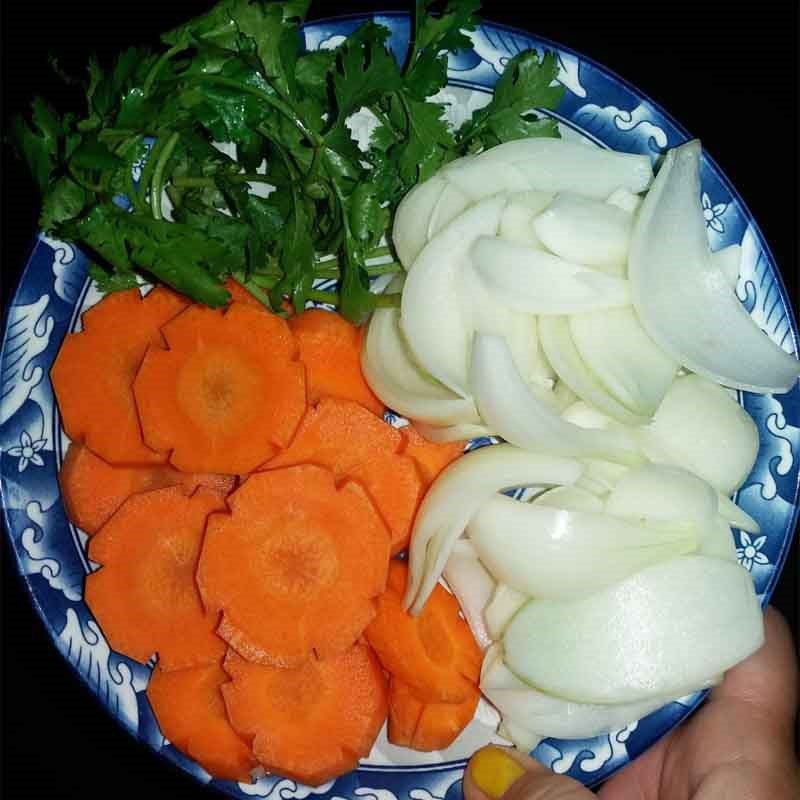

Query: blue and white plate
[2,12,798,798]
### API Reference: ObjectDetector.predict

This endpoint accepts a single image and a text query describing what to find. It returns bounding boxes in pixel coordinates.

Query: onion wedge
[532,192,633,271]
[468,493,696,599]
[401,196,506,396]
[362,279,481,425]
[628,140,800,393]
[471,334,642,464]
[504,555,763,704]
[472,237,631,314]
[405,444,583,614]
[444,540,495,650]
[539,316,650,426]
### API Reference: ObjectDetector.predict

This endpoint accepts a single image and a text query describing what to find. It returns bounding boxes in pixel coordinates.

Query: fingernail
[469,747,527,799]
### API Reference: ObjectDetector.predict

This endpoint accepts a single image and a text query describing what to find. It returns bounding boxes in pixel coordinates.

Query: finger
[708,606,798,740]
[464,746,595,800]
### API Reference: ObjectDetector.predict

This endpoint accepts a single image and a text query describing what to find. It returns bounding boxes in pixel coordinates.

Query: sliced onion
[401,196,506,397]
[533,485,604,513]
[496,719,542,753]
[539,316,650,426]
[427,181,472,245]
[405,443,583,614]
[568,308,679,417]
[561,400,614,430]
[482,645,673,741]
[712,244,742,289]
[575,458,630,496]
[362,283,481,425]
[485,584,529,641]
[504,555,763,704]
[498,191,553,248]
[532,192,633,271]
[605,463,735,561]
[639,374,759,495]
[471,334,642,464]
[472,237,631,315]
[392,175,447,269]
[444,540,495,650]
[468,494,696,599]
[717,492,760,534]
[628,139,800,393]
[461,265,541,384]
[442,156,529,199]
[606,187,642,215]
[466,138,653,197]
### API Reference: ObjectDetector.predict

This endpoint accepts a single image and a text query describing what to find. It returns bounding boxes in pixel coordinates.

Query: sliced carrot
[59,442,234,535]
[348,453,423,555]
[400,424,465,488]
[365,561,481,704]
[289,309,383,415]
[197,465,390,667]
[51,287,187,465]
[147,662,256,781]
[266,397,400,475]
[387,678,479,751]
[224,278,264,310]
[222,643,387,785]
[86,486,226,669]
[133,303,305,474]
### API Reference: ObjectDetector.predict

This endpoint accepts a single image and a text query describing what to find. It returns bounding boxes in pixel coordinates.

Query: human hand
[464,607,799,799]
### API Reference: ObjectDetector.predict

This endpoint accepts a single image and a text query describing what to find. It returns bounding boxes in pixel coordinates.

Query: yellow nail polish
[469,747,526,799]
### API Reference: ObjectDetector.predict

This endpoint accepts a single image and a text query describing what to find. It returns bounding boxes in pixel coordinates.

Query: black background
[2,1,798,797]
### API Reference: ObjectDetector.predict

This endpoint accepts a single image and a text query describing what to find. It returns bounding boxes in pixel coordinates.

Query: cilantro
[458,50,564,149]
[9,0,565,323]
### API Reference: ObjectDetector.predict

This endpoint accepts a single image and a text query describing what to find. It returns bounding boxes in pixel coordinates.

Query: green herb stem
[190,75,322,148]
[143,44,186,96]
[171,173,273,189]
[150,132,180,220]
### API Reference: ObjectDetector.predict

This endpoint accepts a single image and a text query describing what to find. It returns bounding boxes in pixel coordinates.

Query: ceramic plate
[2,12,798,798]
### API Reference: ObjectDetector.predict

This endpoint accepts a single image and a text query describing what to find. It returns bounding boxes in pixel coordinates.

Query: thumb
[464,746,594,800]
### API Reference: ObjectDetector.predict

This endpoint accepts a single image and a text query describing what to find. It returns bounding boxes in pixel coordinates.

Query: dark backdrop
[2,1,797,798]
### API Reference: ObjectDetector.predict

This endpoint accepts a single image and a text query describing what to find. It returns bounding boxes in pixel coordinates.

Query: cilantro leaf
[457,50,564,149]
[11,97,63,193]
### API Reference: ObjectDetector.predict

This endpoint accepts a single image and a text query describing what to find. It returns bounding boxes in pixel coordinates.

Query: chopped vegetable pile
[55,286,479,783]
[12,0,564,322]
[20,0,800,788]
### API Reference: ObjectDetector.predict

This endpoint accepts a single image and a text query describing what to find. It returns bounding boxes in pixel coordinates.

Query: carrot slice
[222,643,387,785]
[133,303,305,474]
[400,424,465,488]
[51,287,187,465]
[289,309,383,415]
[224,278,263,310]
[197,465,390,667]
[387,678,479,752]
[266,397,401,475]
[147,662,256,781]
[365,561,481,703]
[59,442,234,535]
[86,486,226,669]
[348,453,423,555]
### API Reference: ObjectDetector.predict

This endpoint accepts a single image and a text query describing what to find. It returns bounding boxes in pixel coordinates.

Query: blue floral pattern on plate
[1,12,798,798]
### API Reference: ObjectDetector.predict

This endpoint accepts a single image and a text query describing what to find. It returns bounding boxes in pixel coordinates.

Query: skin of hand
[464,607,799,800]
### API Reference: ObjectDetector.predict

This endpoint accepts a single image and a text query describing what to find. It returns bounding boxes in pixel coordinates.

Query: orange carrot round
[51,287,187,465]
[400,424,465,488]
[197,465,390,667]
[133,303,305,474]
[85,486,226,669]
[290,309,383,415]
[222,643,388,785]
[266,397,401,475]
[147,662,256,782]
[348,453,423,555]
[387,678,479,752]
[365,561,481,703]
[59,442,235,535]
